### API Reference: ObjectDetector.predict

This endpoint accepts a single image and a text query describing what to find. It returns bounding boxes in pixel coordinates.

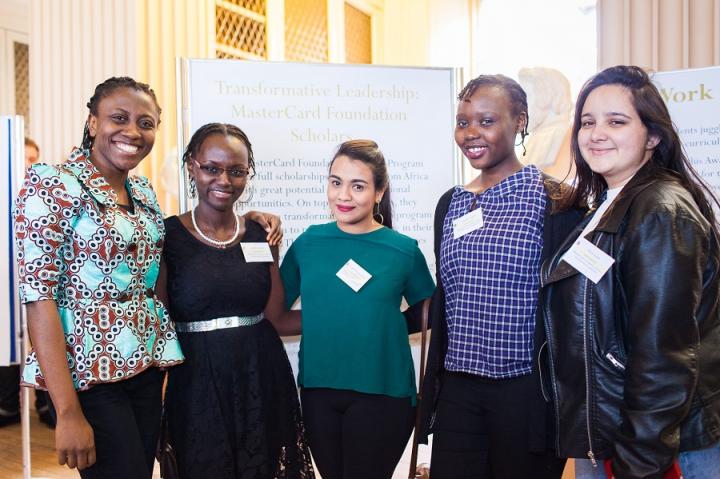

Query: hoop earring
[515,133,528,157]
[189,176,197,198]
[374,202,384,225]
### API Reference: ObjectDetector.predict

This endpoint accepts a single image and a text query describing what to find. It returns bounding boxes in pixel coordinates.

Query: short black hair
[458,74,530,149]
[182,123,256,178]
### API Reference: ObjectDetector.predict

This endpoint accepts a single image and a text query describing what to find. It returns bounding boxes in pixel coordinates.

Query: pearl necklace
[191,208,240,248]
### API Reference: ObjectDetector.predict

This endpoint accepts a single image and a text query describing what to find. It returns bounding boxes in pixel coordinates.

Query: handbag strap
[408,298,431,479]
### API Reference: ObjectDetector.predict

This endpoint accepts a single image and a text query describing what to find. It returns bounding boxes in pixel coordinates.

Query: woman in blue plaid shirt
[419,75,582,479]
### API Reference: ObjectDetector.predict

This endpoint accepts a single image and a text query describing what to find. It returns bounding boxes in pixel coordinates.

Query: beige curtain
[597,0,720,71]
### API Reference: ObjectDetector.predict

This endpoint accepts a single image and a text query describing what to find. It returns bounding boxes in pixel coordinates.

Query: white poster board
[176,62,458,448]
[653,66,720,196]
[0,115,24,366]
[177,60,459,269]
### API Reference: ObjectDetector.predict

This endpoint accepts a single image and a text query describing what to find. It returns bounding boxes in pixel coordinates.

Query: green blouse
[280,222,435,403]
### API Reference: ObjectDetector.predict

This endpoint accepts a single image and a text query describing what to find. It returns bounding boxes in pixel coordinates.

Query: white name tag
[336,259,372,292]
[562,237,615,284]
[453,207,484,239]
[240,242,274,262]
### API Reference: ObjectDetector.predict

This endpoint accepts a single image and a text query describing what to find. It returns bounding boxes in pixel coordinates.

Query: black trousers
[301,387,415,479]
[0,365,21,415]
[0,365,49,418]
[49,367,164,479]
[430,372,565,479]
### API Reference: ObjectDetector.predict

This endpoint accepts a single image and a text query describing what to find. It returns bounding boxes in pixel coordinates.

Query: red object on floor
[603,459,682,478]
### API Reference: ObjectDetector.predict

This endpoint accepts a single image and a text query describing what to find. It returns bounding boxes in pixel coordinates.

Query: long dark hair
[562,65,719,232]
[329,139,393,229]
[81,77,161,151]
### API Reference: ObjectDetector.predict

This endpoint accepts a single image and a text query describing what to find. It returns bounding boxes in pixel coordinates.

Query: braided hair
[182,123,256,178]
[458,74,530,155]
[81,77,162,151]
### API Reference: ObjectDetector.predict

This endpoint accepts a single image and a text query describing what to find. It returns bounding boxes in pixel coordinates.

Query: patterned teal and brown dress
[14,148,184,391]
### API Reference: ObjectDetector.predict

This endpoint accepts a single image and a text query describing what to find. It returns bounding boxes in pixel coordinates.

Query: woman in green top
[280,140,435,479]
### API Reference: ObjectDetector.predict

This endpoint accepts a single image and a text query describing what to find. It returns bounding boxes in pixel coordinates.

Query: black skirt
[165,320,314,479]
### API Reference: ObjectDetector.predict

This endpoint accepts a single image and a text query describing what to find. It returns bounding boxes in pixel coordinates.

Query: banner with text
[178,60,458,270]
[653,67,720,197]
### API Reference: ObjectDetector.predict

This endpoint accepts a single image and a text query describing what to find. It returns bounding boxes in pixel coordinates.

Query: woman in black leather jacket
[540,65,720,479]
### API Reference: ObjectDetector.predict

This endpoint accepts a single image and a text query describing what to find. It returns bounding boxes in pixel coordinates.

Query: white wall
[378,0,472,74]
[28,0,140,165]
[0,0,29,118]
[427,0,472,72]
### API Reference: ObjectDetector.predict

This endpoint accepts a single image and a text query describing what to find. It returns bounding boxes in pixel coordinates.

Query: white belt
[173,313,264,333]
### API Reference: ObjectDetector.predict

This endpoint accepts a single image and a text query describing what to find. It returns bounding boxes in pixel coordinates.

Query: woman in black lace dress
[156,123,314,479]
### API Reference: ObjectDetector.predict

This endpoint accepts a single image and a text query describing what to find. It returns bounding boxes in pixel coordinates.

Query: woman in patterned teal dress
[14,77,181,479]
[13,78,279,479]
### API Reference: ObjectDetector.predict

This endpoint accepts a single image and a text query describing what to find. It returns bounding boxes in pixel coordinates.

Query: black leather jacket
[539,164,720,478]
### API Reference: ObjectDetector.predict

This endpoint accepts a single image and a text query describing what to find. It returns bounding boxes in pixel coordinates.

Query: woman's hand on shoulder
[244,210,283,246]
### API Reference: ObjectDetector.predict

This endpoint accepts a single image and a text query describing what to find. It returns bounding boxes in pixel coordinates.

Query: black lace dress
[163,216,314,479]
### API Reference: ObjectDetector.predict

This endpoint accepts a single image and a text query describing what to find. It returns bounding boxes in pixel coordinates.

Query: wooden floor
[0,407,161,479]
[0,408,573,479]
[0,409,77,479]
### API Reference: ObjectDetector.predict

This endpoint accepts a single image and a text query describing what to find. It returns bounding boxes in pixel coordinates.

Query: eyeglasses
[193,159,250,179]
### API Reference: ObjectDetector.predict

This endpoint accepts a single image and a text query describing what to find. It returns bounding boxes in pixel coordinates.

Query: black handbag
[156,407,179,479]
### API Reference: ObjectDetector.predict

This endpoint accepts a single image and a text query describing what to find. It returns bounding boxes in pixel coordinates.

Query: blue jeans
[575,442,720,478]
[679,443,720,478]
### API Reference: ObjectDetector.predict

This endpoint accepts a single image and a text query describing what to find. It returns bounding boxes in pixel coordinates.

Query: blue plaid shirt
[440,166,546,378]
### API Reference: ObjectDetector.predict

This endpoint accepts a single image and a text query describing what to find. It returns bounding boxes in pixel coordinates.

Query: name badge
[336,259,372,292]
[453,207,484,239]
[241,242,274,262]
[562,237,615,284]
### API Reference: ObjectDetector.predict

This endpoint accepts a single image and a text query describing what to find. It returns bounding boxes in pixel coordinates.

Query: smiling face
[328,155,385,233]
[188,133,249,212]
[578,84,659,188]
[87,87,159,178]
[455,85,526,176]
